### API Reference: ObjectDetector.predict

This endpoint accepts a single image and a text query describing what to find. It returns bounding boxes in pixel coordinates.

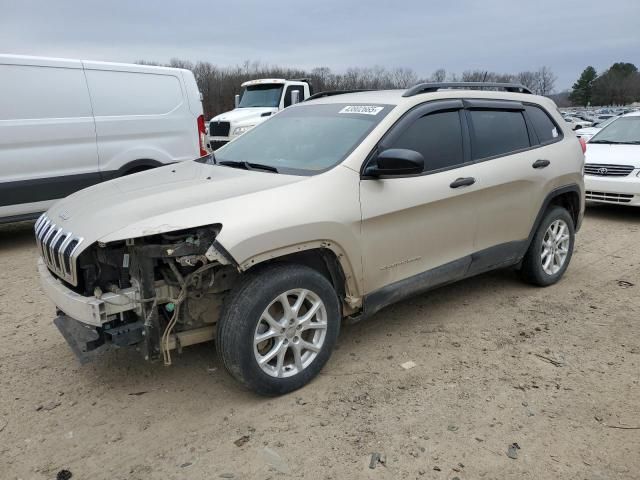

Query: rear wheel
[216,264,340,395]
[521,206,575,286]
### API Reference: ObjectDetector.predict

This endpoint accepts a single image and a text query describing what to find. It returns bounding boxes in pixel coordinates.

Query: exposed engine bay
[67,225,239,364]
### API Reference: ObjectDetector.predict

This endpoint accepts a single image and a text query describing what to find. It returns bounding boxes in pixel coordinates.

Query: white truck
[208,78,312,150]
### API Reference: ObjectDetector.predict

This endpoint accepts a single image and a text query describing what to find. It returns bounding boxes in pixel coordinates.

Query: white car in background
[563,116,592,131]
[577,116,618,141]
[584,112,640,206]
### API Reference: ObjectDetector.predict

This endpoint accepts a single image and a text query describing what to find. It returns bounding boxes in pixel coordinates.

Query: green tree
[569,66,597,106]
[592,62,640,106]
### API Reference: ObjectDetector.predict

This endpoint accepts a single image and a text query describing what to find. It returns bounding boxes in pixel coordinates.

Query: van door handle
[532,159,551,169]
[449,177,476,188]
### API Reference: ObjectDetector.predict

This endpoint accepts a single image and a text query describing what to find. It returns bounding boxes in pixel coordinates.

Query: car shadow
[585,203,640,223]
[0,220,36,250]
[77,266,521,401]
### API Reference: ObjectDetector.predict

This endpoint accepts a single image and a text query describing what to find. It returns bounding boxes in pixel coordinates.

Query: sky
[1,0,639,91]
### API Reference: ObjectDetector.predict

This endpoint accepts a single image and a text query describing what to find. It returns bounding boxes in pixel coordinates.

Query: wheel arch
[103,159,166,179]
[238,241,362,314]
[527,184,582,250]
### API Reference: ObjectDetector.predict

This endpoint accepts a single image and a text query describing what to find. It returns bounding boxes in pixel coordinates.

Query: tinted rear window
[525,105,560,144]
[469,110,530,160]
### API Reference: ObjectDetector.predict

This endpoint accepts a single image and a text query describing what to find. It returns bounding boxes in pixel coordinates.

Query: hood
[45,160,304,247]
[210,107,278,125]
[585,144,640,168]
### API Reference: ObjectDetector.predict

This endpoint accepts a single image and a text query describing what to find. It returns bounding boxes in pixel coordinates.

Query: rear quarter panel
[83,63,200,174]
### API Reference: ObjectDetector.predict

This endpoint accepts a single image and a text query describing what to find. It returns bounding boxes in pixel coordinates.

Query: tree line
[569,62,639,106]
[139,59,557,119]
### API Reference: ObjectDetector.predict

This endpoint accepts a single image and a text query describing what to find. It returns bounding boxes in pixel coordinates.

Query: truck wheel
[520,206,575,286]
[216,264,340,395]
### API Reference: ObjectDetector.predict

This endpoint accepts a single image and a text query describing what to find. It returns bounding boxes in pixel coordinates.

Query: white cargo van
[0,54,206,223]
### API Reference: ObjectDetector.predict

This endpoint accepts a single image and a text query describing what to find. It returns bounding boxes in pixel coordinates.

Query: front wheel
[520,206,575,286]
[216,264,340,395]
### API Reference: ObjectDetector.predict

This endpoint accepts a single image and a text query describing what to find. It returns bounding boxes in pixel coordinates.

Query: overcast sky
[1,0,638,91]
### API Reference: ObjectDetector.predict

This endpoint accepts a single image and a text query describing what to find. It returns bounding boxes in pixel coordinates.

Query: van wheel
[521,206,575,286]
[216,264,340,396]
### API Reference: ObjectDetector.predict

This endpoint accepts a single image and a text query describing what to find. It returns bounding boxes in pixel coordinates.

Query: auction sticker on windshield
[339,105,384,115]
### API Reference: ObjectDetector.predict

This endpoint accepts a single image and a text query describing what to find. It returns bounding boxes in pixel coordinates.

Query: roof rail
[402,82,532,97]
[305,89,376,101]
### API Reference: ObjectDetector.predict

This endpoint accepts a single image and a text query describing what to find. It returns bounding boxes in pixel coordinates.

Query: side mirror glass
[364,149,425,177]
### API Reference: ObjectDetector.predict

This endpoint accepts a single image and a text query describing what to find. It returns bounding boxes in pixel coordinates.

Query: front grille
[209,140,229,151]
[34,214,84,286]
[209,121,230,137]
[584,163,635,177]
[585,191,634,203]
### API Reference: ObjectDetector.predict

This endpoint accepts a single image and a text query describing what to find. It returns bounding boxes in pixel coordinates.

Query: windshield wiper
[588,140,625,144]
[218,160,279,173]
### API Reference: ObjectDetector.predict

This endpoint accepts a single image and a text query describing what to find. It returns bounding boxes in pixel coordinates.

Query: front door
[359,101,480,304]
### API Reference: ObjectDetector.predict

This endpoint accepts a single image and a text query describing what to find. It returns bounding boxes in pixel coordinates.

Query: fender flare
[525,184,583,251]
[234,240,362,307]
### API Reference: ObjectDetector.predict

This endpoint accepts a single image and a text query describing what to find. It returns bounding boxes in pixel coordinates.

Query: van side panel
[180,70,204,118]
[83,64,200,175]
[0,62,99,217]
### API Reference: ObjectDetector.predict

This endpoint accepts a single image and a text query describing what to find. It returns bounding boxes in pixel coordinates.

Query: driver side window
[388,110,465,173]
[283,86,305,107]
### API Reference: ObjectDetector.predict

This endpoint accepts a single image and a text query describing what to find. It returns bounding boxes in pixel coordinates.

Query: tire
[216,263,341,396]
[520,206,575,286]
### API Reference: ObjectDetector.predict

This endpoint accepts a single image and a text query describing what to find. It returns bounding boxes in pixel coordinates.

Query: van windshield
[238,84,284,108]
[201,103,392,175]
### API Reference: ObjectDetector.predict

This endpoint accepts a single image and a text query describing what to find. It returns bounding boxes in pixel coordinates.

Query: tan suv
[36,82,585,395]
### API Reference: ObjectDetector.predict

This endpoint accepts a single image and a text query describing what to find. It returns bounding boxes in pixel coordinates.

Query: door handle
[532,159,551,169]
[449,177,476,188]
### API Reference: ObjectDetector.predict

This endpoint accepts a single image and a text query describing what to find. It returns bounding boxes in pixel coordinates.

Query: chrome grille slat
[585,191,634,203]
[584,163,635,177]
[34,214,83,286]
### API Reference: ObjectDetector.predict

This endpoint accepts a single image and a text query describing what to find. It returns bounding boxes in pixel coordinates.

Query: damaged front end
[44,224,241,364]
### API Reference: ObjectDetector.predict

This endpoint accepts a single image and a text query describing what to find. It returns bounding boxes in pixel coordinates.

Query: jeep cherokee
[36,82,585,395]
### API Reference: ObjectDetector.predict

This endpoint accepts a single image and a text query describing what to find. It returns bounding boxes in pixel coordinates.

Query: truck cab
[208,78,312,150]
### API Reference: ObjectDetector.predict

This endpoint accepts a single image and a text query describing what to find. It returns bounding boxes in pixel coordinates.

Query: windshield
[590,116,640,144]
[238,84,284,108]
[594,116,617,129]
[204,103,392,175]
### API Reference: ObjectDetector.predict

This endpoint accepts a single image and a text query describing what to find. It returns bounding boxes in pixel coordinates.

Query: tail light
[579,137,587,153]
[197,115,207,157]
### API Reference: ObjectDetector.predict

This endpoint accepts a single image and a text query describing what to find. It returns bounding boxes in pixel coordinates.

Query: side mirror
[574,124,582,130]
[364,149,425,177]
[234,94,240,108]
[290,90,300,105]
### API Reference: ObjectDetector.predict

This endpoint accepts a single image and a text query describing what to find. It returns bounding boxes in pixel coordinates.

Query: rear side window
[0,64,92,120]
[525,105,560,144]
[468,110,530,160]
[85,70,183,116]
[388,110,464,172]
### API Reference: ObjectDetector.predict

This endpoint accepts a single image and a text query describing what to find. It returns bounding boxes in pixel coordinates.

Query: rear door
[463,100,553,271]
[0,58,99,218]
[359,100,480,297]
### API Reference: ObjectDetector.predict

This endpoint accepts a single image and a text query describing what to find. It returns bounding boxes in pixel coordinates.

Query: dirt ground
[1,204,639,480]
